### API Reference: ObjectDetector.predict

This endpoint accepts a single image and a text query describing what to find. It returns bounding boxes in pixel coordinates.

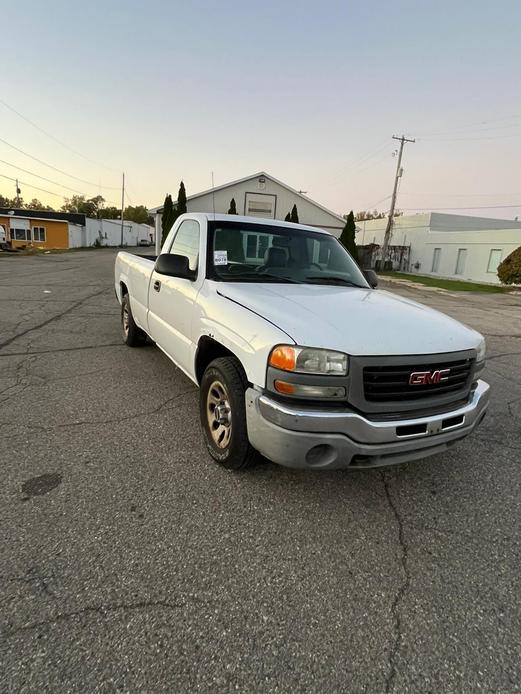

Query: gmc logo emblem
[409,369,450,386]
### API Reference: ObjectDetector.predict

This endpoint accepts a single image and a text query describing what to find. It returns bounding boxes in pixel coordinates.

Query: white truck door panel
[147,219,202,377]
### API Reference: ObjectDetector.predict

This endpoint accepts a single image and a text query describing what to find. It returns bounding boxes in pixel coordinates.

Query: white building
[68,218,154,248]
[356,212,521,284]
[150,171,345,251]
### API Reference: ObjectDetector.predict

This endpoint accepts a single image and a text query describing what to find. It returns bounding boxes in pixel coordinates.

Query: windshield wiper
[223,272,301,284]
[305,276,366,288]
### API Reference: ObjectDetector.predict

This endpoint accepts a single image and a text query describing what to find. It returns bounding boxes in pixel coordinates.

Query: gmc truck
[114,213,489,471]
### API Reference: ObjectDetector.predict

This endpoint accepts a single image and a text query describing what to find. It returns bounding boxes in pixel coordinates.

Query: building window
[487,249,502,273]
[246,234,258,258]
[257,235,269,259]
[455,248,467,275]
[12,227,31,241]
[32,226,46,242]
[431,248,441,273]
[245,192,276,219]
[318,244,330,265]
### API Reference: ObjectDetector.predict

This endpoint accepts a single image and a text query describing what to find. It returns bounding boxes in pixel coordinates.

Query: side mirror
[155,253,193,279]
[363,269,378,288]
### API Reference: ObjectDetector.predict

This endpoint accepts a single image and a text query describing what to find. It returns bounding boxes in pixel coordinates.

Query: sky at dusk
[1,0,520,219]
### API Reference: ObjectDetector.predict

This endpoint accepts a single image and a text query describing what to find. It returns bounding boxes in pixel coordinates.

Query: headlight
[476,338,486,363]
[269,345,349,376]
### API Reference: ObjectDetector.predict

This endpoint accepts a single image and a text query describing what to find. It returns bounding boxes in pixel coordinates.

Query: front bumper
[245,380,490,469]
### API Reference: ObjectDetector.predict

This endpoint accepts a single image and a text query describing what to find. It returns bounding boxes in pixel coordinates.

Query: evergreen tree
[339,210,359,264]
[228,198,237,214]
[177,181,187,216]
[285,212,291,222]
[290,204,299,224]
[161,194,175,245]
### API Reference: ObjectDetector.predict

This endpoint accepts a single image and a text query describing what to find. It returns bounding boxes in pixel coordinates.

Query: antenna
[211,171,216,218]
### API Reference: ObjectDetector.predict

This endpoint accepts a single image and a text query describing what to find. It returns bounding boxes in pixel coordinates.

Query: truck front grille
[363,358,473,403]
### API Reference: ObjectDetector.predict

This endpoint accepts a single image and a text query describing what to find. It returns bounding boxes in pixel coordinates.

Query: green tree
[62,195,105,217]
[497,246,521,285]
[339,210,359,264]
[284,212,291,222]
[25,198,55,211]
[99,206,120,220]
[228,198,237,214]
[161,194,175,245]
[290,204,299,224]
[123,205,149,224]
[177,181,187,216]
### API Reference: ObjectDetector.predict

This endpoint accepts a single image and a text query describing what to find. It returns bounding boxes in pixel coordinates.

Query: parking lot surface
[1,249,520,693]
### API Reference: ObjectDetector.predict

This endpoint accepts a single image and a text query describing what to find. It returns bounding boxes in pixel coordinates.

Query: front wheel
[200,357,257,470]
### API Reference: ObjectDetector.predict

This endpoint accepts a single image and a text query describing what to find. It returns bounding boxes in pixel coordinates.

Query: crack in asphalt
[0,287,108,351]
[381,471,410,694]
[0,389,196,439]
[1,596,206,640]
[487,351,521,361]
[0,343,124,358]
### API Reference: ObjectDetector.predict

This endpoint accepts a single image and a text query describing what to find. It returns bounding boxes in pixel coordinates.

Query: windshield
[208,221,369,287]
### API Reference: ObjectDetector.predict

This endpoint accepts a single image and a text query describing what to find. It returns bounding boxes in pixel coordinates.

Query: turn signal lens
[269,346,296,371]
[269,345,349,376]
[274,380,345,398]
[274,380,296,394]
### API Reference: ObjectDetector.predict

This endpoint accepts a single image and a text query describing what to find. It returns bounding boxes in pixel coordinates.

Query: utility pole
[120,172,125,247]
[381,135,415,265]
[15,179,21,207]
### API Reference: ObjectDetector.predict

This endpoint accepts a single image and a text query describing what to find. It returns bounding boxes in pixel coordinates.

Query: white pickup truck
[115,213,489,471]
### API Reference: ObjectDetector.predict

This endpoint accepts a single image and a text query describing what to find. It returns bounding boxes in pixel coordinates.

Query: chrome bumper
[245,380,490,469]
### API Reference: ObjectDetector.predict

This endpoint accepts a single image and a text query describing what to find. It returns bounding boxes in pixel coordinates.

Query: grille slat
[363,358,473,403]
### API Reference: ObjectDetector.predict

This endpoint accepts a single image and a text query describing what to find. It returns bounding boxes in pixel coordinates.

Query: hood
[218,283,482,356]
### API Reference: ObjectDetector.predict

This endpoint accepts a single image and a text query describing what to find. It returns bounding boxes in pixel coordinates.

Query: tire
[121,294,146,347]
[200,357,257,470]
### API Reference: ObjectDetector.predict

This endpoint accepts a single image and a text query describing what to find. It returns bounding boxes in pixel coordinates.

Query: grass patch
[380,271,511,293]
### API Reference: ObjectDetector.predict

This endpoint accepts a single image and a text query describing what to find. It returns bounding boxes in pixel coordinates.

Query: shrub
[497,246,521,285]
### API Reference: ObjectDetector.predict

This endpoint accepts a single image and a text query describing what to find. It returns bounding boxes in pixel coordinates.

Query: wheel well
[120,282,128,298]
[195,337,240,384]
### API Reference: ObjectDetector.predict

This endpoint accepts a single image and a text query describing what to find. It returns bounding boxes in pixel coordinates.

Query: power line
[326,140,390,187]
[418,132,521,142]
[416,113,521,137]
[0,136,120,189]
[0,172,119,206]
[400,203,521,211]
[0,97,120,173]
[0,172,70,200]
[399,190,521,198]
[0,157,90,195]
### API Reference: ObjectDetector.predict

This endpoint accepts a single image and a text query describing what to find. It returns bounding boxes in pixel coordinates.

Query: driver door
[147,219,201,377]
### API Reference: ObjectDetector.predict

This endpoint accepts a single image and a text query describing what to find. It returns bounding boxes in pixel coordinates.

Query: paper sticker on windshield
[214,250,228,266]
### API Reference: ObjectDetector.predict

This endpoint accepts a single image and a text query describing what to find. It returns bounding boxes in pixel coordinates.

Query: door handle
[153,279,161,292]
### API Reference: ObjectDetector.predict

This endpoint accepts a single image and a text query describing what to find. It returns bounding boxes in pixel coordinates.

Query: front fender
[193,284,294,387]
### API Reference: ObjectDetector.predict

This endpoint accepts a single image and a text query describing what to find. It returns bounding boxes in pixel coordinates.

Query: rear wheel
[121,294,146,346]
[200,357,257,470]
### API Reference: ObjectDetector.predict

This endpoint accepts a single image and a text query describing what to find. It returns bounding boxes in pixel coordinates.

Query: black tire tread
[200,356,257,470]
[121,294,146,347]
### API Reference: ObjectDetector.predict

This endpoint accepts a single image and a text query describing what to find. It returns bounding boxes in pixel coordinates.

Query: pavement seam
[381,471,410,694]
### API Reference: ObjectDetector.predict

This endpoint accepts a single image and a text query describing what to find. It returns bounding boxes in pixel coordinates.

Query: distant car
[138,238,152,246]
[0,226,8,250]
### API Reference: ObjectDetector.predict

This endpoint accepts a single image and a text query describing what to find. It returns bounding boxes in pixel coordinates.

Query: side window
[170,220,200,272]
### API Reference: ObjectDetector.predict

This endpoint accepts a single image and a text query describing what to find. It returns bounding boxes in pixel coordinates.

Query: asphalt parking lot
[1,248,520,693]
